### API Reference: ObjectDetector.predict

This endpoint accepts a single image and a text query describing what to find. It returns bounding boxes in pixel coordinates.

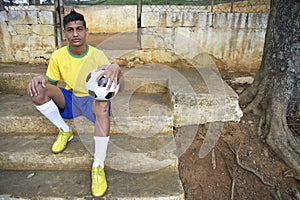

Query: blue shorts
[59,88,111,123]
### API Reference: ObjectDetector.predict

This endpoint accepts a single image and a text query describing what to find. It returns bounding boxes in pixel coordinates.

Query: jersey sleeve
[45,52,61,83]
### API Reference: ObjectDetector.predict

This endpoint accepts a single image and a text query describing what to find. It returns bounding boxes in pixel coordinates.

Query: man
[27,10,123,197]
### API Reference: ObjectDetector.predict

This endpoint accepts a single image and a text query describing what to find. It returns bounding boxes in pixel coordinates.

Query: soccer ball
[85,68,120,101]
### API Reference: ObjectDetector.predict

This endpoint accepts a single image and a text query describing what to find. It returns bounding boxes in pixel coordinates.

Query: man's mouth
[72,39,81,43]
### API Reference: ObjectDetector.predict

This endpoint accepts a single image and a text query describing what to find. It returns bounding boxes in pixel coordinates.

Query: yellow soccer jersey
[46,45,110,96]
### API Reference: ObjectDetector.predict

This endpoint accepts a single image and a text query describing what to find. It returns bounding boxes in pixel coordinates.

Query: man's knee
[30,87,49,105]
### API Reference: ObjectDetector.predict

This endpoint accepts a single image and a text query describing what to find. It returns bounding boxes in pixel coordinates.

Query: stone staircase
[0,58,242,199]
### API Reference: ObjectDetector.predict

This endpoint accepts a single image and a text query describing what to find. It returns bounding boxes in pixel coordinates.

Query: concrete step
[0,91,173,135]
[0,133,178,173]
[0,63,168,94]
[0,62,243,128]
[123,64,243,126]
[0,167,184,199]
[0,132,182,199]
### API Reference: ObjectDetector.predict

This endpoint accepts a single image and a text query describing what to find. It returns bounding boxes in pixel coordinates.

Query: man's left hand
[97,63,122,90]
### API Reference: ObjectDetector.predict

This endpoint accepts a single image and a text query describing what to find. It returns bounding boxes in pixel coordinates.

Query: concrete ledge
[116,63,243,126]
[0,62,169,94]
[0,166,184,199]
[0,92,173,135]
[0,61,243,129]
[0,133,178,172]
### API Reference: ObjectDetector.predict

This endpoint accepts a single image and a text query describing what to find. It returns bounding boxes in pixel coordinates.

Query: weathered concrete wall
[66,6,137,33]
[0,5,137,63]
[0,9,56,63]
[0,5,268,72]
[141,12,268,73]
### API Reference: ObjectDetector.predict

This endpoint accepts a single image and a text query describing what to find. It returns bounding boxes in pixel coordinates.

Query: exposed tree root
[226,161,236,200]
[211,149,216,170]
[239,84,258,108]
[257,114,266,137]
[221,147,236,200]
[228,141,273,187]
[266,100,300,170]
[283,169,300,181]
[239,73,269,115]
[239,69,267,108]
[230,179,236,200]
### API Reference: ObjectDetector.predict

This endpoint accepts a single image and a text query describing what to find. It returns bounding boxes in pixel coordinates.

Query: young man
[27,10,123,197]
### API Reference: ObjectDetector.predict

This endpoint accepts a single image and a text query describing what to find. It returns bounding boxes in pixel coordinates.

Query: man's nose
[73,29,78,36]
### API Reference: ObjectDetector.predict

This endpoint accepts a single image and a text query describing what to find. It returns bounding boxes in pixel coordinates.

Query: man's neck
[69,44,87,56]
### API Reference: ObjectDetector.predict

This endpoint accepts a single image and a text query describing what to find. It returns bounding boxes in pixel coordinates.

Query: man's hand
[27,75,47,97]
[97,63,123,90]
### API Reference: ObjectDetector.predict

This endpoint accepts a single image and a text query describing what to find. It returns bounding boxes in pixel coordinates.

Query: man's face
[63,20,88,47]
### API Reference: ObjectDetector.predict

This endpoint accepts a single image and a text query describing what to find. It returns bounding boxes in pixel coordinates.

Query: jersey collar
[68,45,89,58]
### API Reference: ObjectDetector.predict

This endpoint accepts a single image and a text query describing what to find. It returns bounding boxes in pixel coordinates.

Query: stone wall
[0,5,268,72]
[141,12,268,73]
[65,6,137,33]
[0,9,56,63]
[0,5,137,64]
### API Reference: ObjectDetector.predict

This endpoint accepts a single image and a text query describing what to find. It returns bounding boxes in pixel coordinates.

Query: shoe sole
[52,135,74,154]
[92,193,106,198]
[91,187,108,198]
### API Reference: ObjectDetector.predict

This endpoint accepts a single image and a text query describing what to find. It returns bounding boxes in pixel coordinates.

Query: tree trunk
[239,0,300,170]
[0,0,4,11]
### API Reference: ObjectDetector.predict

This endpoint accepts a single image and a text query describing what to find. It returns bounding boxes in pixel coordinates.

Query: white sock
[35,99,70,132]
[93,136,110,168]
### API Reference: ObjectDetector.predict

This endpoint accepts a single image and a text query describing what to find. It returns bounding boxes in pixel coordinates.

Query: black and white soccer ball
[85,68,120,101]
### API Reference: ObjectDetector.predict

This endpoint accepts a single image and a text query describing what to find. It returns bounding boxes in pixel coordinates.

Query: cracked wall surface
[0,9,55,63]
[0,5,268,71]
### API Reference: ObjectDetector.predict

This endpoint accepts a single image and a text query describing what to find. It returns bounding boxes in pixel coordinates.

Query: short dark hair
[63,10,86,28]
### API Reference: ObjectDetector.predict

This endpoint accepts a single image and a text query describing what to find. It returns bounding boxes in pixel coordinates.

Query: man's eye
[66,29,73,32]
[77,27,84,31]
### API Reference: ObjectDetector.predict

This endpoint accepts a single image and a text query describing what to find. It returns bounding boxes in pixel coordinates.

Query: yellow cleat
[91,165,108,197]
[52,128,73,153]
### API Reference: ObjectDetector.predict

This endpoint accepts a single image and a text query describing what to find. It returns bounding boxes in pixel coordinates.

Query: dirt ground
[86,34,300,200]
[178,80,300,200]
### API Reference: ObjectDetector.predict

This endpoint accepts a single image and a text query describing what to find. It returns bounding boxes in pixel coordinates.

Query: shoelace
[95,167,103,183]
[58,131,67,142]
